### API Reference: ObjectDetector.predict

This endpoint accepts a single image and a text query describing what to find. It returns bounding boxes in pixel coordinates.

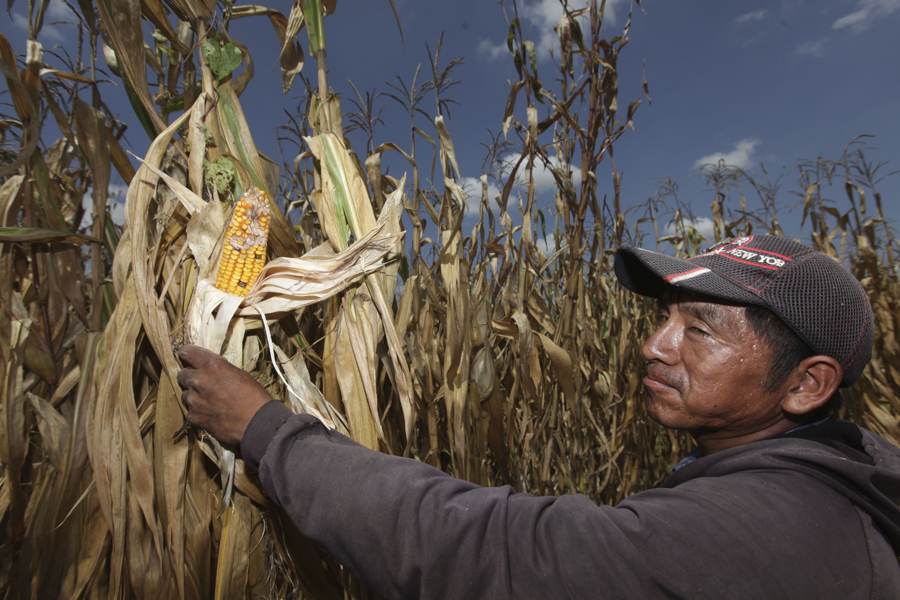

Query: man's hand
[176,345,271,446]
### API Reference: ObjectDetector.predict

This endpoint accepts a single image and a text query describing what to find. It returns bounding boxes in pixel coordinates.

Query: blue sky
[3,0,899,242]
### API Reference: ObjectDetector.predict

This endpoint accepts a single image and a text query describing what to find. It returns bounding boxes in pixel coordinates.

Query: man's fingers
[177,367,199,390]
[185,400,209,429]
[185,404,202,427]
[177,344,220,369]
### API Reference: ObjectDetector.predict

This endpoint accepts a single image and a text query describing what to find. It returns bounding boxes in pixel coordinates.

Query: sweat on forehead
[658,290,750,328]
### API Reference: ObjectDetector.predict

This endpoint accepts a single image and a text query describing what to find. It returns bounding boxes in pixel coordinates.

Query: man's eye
[688,326,710,337]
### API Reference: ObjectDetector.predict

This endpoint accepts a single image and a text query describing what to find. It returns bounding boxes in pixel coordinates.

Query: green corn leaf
[0,226,99,245]
[302,0,325,54]
[202,39,243,80]
[319,134,354,245]
[217,85,264,191]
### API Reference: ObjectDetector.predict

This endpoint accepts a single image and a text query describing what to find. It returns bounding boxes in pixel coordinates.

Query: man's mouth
[643,367,681,393]
[643,376,676,393]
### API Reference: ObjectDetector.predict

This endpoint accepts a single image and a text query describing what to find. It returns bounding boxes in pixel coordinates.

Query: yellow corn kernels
[214,187,271,296]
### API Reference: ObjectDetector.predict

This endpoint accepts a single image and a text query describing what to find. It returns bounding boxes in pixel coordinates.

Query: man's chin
[644,392,693,430]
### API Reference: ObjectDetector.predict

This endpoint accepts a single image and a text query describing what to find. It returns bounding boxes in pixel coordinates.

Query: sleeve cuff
[240,400,292,473]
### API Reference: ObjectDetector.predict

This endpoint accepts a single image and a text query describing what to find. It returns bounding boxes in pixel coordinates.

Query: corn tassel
[215,188,271,296]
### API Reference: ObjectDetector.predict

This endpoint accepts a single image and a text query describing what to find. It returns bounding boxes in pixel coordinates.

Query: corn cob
[214,187,271,296]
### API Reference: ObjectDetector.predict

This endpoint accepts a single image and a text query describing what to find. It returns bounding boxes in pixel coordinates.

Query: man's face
[641,292,786,435]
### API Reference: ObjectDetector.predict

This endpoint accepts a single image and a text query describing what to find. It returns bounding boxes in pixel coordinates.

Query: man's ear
[781,356,843,416]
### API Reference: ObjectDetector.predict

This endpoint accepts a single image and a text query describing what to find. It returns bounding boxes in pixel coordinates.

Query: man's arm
[241,400,653,600]
[176,345,653,599]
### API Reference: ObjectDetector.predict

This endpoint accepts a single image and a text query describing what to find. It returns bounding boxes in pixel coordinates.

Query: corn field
[1,1,897,598]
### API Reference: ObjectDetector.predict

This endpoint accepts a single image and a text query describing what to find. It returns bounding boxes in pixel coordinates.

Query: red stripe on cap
[717,254,780,270]
[664,267,711,283]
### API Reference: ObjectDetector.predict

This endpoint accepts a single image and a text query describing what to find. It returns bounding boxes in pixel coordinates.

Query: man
[178,235,900,599]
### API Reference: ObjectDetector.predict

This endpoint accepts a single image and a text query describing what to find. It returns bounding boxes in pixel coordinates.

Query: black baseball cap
[614,235,874,386]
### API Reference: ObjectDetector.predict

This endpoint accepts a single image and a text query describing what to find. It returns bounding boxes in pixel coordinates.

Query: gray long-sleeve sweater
[241,401,900,599]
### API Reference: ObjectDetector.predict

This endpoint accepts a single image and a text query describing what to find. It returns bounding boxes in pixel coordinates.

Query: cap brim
[614,246,762,306]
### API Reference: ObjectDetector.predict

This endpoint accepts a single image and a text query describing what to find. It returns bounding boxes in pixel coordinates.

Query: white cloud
[795,38,828,58]
[833,0,900,32]
[12,1,71,42]
[535,232,557,256]
[109,201,126,227]
[519,0,627,59]
[460,176,501,217]
[480,0,631,61]
[81,183,129,229]
[693,139,760,171]
[498,152,582,195]
[46,0,72,20]
[459,154,581,216]
[478,39,508,60]
[666,217,715,241]
[734,9,768,24]
[13,13,30,32]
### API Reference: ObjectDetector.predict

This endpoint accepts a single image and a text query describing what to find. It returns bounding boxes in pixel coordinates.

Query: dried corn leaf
[1,291,30,542]
[213,497,252,600]
[0,35,40,178]
[95,0,165,134]
[231,4,307,92]
[26,393,70,468]
[241,225,400,315]
[272,344,347,432]
[187,92,210,194]
[306,134,415,441]
[87,284,163,598]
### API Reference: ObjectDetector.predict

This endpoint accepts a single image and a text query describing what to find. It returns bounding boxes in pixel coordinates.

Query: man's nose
[642,319,679,364]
